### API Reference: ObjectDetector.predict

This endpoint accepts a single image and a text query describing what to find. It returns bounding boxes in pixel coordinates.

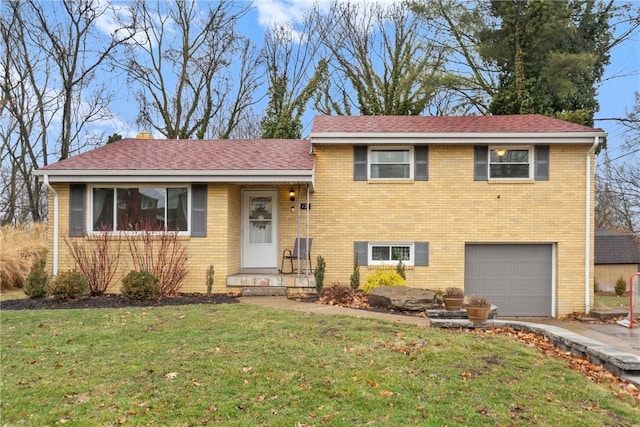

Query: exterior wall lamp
[289,188,296,212]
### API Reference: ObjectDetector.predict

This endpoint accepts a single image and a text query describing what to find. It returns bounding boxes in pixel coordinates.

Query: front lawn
[1,303,638,426]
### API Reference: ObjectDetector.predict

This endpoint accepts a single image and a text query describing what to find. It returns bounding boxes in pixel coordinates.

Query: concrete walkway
[238,296,640,387]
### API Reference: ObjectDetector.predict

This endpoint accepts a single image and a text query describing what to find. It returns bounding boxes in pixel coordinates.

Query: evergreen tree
[477,0,613,126]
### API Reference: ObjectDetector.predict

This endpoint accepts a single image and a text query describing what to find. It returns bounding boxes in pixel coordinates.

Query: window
[91,186,189,232]
[369,147,413,179]
[489,147,532,179]
[369,243,414,266]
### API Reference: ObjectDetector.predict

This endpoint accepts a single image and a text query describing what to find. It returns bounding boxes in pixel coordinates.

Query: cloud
[253,0,319,27]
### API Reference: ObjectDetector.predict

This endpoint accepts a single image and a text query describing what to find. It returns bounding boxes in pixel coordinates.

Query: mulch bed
[0,293,239,310]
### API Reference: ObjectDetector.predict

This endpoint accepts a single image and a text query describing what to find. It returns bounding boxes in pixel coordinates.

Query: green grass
[594,293,631,310]
[1,304,638,426]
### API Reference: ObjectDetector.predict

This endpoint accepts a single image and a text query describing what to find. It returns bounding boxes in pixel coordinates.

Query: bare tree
[595,92,640,233]
[314,1,453,116]
[122,0,261,139]
[0,0,134,224]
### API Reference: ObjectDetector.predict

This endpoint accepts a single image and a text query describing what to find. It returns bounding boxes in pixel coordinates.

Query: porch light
[289,188,295,202]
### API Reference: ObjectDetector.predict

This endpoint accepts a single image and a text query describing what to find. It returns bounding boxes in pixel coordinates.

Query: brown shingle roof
[310,114,604,134]
[595,229,640,265]
[39,138,314,171]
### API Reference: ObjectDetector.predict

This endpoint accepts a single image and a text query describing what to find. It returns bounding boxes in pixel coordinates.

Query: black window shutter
[69,184,85,237]
[474,146,488,181]
[535,145,550,181]
[414,242,429,266]
[354,241,368,266]
[414,146,429,181]
[191,184,207,237]
[354,146,368,181]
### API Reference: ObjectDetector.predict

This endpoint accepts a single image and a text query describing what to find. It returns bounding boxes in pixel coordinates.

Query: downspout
[585,136,600,314]
[42,175,59,276]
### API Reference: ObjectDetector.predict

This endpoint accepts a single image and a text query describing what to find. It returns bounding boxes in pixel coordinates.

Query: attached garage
[464,244,554,317]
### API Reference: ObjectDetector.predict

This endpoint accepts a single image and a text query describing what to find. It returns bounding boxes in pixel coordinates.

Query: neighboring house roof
[35,138,315,185]
[310,114,606,145]
[595,229,640,265]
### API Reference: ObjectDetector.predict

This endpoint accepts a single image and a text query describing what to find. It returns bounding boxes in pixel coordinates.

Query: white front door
[242,190,278,271]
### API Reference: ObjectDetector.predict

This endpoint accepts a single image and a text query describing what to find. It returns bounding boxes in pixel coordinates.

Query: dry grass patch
[0,223,47,291]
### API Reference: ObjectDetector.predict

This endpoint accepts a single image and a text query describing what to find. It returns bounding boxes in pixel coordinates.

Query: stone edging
[429,318,640,387]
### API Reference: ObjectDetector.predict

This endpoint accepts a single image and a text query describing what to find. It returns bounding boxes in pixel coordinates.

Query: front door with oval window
[242,190,278,271]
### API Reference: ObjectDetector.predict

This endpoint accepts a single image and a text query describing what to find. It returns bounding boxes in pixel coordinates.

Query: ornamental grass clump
[362,269,407,293]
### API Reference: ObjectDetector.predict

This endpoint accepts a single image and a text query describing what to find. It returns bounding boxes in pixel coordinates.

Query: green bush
[49,270,88,300]
[314,255,326,294]
[362,269,407,294]
[121,270,160,300]
[24,258,49,299]
[350,256,360,289]
[615,277,627,296]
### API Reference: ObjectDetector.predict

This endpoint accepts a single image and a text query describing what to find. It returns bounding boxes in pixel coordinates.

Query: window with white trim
[368,243,414,266]
[489,147,533,179]
[369,147,413,179]
[91,186,189,232]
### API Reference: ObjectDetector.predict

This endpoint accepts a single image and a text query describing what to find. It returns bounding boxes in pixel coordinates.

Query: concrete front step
[241,287,287,296]
[227,273,315,289]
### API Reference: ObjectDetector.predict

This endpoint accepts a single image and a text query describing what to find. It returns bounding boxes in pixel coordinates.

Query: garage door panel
[465,244,553,317]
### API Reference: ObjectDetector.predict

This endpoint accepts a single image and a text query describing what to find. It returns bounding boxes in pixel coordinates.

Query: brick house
[35,114,606,317]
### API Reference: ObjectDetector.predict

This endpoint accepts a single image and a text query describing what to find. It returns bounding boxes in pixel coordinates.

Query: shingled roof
[39,138,313,172]
[310,114,604,134]
[595,229,640,265]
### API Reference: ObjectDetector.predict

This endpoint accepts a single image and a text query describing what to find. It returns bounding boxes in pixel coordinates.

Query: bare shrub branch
[125,220,189,297]
[62,229,121,296]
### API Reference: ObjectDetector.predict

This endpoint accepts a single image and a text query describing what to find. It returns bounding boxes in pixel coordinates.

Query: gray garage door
[464,244,553,317]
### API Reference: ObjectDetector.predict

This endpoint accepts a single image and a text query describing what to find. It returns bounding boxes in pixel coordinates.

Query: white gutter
[585,136,600,313]
[42,175,59,276]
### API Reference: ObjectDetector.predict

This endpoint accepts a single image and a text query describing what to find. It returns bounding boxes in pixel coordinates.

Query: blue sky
[105,0,639,162]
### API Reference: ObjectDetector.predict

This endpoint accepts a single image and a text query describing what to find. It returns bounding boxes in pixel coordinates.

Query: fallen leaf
[380,390,394,397]
[366,379,378,388]
[164,372,178,380]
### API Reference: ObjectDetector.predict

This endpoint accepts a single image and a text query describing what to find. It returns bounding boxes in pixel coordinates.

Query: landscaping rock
[367,286,436,311]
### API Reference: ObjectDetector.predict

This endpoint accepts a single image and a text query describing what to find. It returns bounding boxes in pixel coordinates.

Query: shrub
[362,269,407,294]
[615,277,627,296]
[396,258,406,279]
[24,258,49,299]
[126,223,188,297]
[206,265,215,297]
[121,270,160,300]
[350,256,360,289]
[49,270,89,300]
[314,255,326,294]
[63,228,121,296]
[444,287,464,298]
